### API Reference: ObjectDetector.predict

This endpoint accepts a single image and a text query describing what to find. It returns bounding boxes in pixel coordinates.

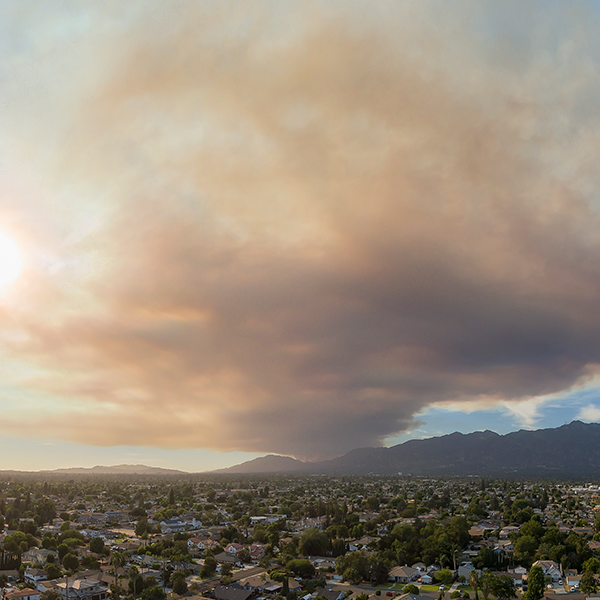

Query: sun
[0,230,23,288]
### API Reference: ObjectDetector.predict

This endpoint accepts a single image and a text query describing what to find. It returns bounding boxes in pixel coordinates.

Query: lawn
[420,585,442,591]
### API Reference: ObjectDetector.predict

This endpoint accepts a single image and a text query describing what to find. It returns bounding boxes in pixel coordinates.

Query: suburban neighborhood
[1,476,600,600]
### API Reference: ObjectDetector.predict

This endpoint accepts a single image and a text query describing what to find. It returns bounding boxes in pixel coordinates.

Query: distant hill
[212,454,308,474]
[48,464,187,475]
[215,421,600,476]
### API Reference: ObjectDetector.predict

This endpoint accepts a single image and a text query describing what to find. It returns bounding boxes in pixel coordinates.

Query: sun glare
[0,230,23,288]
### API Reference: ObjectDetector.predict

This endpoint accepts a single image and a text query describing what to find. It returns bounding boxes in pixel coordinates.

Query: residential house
[188,537,202,549]
[24,569,48,586]
[532,561,562,582]
[348,536,375,552]
[572,527,594,536]
[309,590,344,600]
[225,543,244,555]
[469,527,486,538]
[238,575,271,592]
[214,552,241,567]
[494,571,524,587]
[55,579,109,600]
[499,526,520,539]
[22,549,53,565]
[249,544,265,562]
[213,585,253,600]
[389,566,419,584]
[160,519,189,533]
[457,563,478,582]
[5,589,40,600]
[493,540,514,556]
[420,572,435,585]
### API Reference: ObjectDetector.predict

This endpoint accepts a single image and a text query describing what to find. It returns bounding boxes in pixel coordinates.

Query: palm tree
[110,551,126,588]
[470,570,479,600]
[480,573,491,600]
[128,565,140,596]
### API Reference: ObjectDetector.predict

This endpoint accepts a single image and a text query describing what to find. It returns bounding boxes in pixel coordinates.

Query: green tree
[335,551,373,584]
[581,572,597,596]
[487,574,517,599]
[46,564,62,580]
[42,535,57,551]
[220,563,233,582]
[523,565,544,600]
[90,537,105,554]
[62,552,80,572]
[520,517,544,540]
[299,528,329,556]
[286,559,315,578]
[583,557,600,574]
[593,513,600,534]
[253,524,267,543]
[201,555,217,578]
[403,585,419,595]
[3,531,32,556]
[447,517,470,547]
[369,557,391,586]
[434,570,454,585]
[513,536,538,566]
[171,572,188,595]
[141,586,166,600]
[57,543,70,561]
[136,518,150,538]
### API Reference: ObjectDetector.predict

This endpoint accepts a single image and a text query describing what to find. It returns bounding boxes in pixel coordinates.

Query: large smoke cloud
[2,1,600,459]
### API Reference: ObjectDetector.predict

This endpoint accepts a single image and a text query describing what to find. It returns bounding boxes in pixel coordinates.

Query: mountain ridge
[213,421,600,476]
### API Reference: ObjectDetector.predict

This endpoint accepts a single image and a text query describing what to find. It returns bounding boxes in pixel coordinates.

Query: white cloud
[499,397,549,429]
[431,395,551,429]
[577,404,600,422]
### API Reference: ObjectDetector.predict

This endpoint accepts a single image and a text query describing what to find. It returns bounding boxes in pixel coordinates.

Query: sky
[2,1,600,471]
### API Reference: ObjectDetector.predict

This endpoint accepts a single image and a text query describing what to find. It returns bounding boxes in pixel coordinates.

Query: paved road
[230,566,267,582]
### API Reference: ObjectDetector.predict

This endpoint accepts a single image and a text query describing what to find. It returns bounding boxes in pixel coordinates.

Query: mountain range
[46,464,186,475]
[214,421,600,476]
